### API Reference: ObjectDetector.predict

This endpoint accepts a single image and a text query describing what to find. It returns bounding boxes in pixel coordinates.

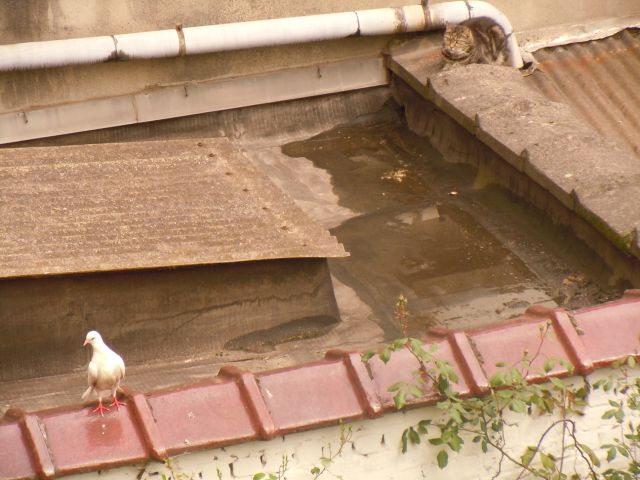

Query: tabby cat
[441,17,508,67]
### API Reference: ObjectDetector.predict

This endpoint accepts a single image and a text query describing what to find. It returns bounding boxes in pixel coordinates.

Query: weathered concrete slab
[0,137,346,279]
[0,258,340,382]
[389,38,640,264]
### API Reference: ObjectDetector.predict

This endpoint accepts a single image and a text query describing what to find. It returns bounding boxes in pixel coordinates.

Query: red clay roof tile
[19,414,55,479]
[3,294,640,480]
[126,390,168,460]
[572,294,640,366]
[256,360,365,433]
[447,331,490,395]
[467,309,572,382]
[325,350,383,417]
[0,421,34,480]
[39,407,147,476]
[366,337,472,409]
[218,367,276,440]
[146,380,258,455]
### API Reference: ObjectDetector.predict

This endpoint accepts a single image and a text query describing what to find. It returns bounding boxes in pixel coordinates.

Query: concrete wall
[2,0,639,115]
[62,367,639,480]
[0,259,339,382]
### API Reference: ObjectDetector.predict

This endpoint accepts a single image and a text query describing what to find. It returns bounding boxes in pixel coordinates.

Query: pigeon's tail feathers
[81,386,93,400]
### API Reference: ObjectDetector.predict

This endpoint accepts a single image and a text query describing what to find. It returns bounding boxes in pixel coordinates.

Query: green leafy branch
[360,320,623,478]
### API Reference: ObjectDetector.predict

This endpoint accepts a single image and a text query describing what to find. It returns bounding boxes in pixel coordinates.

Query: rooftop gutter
[0,1,523,71]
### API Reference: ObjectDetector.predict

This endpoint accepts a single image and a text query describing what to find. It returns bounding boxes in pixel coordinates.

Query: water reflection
[283,114,618,335]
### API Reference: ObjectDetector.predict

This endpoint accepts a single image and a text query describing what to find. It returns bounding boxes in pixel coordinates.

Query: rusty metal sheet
[0,138,346,279]
[526,28,640,157]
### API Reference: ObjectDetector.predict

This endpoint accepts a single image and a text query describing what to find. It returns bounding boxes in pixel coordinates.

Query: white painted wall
[64,366,640,480]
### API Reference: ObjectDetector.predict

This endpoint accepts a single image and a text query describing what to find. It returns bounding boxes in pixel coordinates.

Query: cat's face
[442,24,474,61]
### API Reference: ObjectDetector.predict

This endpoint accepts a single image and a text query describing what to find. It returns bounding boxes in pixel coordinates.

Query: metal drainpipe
[0,1,523,72]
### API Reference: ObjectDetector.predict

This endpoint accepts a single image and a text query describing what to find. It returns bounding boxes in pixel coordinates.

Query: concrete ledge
[388,41,640,280]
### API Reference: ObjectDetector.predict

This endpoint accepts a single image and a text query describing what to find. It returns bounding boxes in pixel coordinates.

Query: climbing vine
[363,320,640,479]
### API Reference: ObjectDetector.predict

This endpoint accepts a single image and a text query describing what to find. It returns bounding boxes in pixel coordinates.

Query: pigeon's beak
[83,339,89,347]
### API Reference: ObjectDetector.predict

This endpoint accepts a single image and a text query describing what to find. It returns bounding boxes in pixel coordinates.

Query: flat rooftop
[0,95,623,411]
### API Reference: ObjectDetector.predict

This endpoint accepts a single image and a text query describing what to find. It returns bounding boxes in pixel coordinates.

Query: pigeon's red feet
[109,396,126,411]
[91,400,110,416]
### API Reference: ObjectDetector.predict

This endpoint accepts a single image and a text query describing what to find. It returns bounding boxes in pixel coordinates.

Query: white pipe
[0,2,522,71]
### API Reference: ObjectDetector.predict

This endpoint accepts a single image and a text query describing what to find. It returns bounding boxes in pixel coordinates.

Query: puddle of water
[281,112,622,336]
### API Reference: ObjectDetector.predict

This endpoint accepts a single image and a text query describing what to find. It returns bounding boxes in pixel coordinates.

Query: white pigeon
[81,330,126,416]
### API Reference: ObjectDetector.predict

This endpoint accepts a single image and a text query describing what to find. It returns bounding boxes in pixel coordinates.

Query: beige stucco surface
[1,0,639,114]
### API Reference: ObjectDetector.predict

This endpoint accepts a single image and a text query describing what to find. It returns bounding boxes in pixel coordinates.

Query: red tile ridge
[325,350,383,417]
[6,409,54,480]
[550,309,594,375]
[22,414,54,480]
[123,387,168,460]
[3,293,640,480]
[218,366,276,440]
[446,331,490,395]
[524,304,595,374]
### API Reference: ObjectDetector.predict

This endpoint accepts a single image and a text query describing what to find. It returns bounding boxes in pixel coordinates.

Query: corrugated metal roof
[0,137,346,279]
[526,28,640,157]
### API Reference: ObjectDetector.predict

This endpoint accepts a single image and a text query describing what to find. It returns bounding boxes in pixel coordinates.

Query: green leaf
[628,356,637,368]
[494,361,506,367]
[417,419,431,434]
[401,428,409,454]
[496,390,514,399]
[394,390,407,410]
[543,359,554,373]
[450,408,463,424]
[447,433,463,452]
[579,443,600,467]
[521,446,536,466]
[361,351,375,363]
[392,338,408,350]
[408,383,423,398]
[618,445,629,457]
[437,449,448,469]
[612,357,627,369]
[252,474,267,480]
[320,456,332,467]
[511,398,527,413]
[540,452,555,471]
[490,372,506,387]
[408,427,421,445]
[559,358,574,374]
[607,447,617,462]
[429,437,443,446]
[387,381,404,392]
[310,467,320,475]
[380,348,391,363]
[550,377,566,390]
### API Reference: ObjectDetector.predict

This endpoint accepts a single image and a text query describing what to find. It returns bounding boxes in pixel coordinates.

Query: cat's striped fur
[442,17,508,67]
